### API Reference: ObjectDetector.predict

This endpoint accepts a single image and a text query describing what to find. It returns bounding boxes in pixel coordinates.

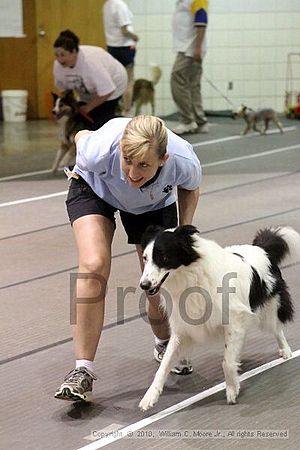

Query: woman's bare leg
[72,214,114,360]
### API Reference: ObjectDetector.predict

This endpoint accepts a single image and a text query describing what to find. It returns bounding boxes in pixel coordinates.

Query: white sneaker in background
[172,121,198,135]
[153,342,193,375]
[197,122,209,133]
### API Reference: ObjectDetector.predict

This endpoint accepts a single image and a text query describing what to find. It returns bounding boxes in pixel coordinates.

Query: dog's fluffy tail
[253,226,300,266]
[151,66,162,85]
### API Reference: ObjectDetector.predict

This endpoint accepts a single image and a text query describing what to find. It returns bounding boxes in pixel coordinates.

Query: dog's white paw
[139,385,162,411]
[279,347,292,359]
[226,385,239,405]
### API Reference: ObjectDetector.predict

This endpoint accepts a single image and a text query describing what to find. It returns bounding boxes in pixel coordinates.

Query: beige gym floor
[0,115,299,449]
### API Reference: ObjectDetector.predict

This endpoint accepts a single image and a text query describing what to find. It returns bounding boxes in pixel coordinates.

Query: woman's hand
[79,104,90,114]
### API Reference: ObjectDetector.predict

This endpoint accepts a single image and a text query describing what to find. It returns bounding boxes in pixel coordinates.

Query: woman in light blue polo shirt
[55,115,202,402]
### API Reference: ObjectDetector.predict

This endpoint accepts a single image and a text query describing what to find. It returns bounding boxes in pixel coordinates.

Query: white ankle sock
[76,359,94,372]
[154,336,169,346]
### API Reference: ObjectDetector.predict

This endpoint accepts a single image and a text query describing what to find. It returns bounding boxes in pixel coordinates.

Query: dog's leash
[204,76,237,109]
[76,108,95,124]
[64,167,80,181]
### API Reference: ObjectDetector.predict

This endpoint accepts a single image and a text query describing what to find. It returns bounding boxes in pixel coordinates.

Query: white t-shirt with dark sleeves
[103,0,135,47]
[73,118,202,215]
[53,46,127,103]
[172,0,208,58]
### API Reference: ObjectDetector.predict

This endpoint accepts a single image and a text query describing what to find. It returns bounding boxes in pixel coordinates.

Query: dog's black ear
[52,92,58,101]
[141,225,163,250]
[175,225,199,237]
[242,105,247,112]
[174,225,199,248]
[65,89,75,98]
[174,225,200,265]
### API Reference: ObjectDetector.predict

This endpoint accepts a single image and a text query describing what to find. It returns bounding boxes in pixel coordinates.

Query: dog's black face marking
[140,225,200,296]
[152,225,200,270]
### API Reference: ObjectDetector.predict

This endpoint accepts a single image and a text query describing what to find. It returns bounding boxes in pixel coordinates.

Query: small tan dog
[235,105,284,135]
[132,66,162,115]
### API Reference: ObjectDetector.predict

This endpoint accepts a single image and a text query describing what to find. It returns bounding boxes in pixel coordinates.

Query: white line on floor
[0,126,296,183]
[0,168,53,182]
[0,191,68,208]
[77,349,300,450]
[203,142,300,168]
[193,126,296,147]
[1,141,299,208]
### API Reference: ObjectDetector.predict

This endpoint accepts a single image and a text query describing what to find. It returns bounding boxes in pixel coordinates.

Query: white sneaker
[172,122,198,135]
[197,122,209,133]
[54,367,97,402]
[154,342,193,375]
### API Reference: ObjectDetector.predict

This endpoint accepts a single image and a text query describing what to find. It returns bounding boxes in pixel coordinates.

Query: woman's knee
[77,257,110,299]
[79,254,110,283]
[80,255,110,277]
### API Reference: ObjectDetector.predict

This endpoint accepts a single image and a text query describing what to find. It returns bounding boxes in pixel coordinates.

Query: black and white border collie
[139,225,300,410]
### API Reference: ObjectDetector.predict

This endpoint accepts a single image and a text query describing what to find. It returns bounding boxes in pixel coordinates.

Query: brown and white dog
[234,105,284,135]
[132,66,162,116]
[51,90,94,173]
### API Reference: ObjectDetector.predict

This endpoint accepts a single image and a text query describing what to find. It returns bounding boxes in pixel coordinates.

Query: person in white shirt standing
[103,0,139,116]
[53,29,127,129]
[171,0,209,135]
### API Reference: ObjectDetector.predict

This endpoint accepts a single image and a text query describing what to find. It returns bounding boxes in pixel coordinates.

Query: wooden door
[35,0,106,118]
[0,0,38,118]
[0,0,106,119]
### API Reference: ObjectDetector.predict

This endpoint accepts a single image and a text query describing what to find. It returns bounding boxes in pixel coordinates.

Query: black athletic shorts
[107,46,136,67]
[66,177,178,244]
[89,98,120,129]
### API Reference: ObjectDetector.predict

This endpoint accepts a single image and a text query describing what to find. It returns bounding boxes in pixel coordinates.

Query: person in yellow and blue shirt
[171,0,209,135]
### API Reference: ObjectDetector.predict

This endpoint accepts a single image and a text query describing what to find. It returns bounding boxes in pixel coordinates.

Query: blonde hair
[120,115,168,160]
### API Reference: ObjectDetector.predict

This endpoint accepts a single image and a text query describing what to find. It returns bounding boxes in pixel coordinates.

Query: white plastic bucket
[1,90,28,122]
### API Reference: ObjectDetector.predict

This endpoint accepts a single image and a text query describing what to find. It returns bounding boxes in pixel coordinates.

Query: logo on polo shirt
[163,185,173,194]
